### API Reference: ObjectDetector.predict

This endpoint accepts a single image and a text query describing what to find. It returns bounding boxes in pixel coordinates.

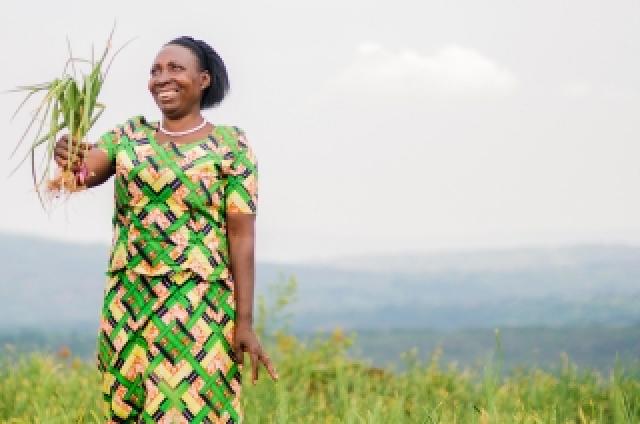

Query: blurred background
[0,0,639,372]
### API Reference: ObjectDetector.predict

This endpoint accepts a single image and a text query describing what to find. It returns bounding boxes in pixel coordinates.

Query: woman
[54,36,277,423]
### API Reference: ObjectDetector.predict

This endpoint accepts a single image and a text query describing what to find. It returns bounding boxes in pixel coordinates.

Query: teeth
[158,91,177,100]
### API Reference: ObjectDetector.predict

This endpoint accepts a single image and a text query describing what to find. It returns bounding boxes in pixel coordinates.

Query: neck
[161,113,204,132]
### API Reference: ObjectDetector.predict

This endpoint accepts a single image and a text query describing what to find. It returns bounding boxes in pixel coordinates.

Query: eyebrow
[151,60,185,69]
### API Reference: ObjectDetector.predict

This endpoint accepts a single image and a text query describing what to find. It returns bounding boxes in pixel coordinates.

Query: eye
[150,67,160,76]
[169,63,185,71]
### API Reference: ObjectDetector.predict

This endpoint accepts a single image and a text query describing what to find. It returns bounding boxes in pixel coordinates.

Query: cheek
[179,77,200,98]
[191,76,207,96]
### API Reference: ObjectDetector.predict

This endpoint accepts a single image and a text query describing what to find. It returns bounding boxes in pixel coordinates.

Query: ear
[200,71,211,90]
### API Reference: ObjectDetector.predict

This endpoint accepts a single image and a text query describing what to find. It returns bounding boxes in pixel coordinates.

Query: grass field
[0,329,639,424]
[1,281,639,423]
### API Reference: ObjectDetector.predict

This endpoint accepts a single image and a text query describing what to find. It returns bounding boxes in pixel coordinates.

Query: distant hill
[326,245,640,274]
[1,233,639,332]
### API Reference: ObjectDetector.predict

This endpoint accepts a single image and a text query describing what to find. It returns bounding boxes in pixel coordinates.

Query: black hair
[167,36,230,109]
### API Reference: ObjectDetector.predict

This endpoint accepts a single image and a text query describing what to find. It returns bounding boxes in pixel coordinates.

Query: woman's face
[148,44,210,118]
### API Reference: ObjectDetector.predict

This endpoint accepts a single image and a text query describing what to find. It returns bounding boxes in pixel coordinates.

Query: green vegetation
[0,351,102,423]
[1,276,639,423]
[7,27,131,199]
[1,333,639,423]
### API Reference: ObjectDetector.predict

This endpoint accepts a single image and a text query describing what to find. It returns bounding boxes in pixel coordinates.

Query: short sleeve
[94,128,119,163]
[224,127,258,215]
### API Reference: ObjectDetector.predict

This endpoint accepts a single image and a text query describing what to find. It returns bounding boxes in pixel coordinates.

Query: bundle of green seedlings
[9,27,130,205]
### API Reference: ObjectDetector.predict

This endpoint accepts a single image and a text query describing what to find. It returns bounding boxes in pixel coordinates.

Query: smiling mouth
[156,89,180,102]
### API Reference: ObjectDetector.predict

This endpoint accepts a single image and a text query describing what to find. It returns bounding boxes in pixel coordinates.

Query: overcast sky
[0,0,639,262]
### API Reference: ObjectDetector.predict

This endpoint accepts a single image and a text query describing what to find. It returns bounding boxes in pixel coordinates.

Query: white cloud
[332,42,518,99]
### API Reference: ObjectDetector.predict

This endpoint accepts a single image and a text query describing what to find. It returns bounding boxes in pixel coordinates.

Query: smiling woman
[53,36,276,423]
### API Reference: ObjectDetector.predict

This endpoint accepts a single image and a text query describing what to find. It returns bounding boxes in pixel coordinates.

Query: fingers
[260,351,279,381]
[54,136,69,168]
[233,330,278,384]
[249,348,279,384]
[57,134,69,146]
[54,135,88,170]
[54,151,84,170]
[250,351,259,385]
[55,135,90,155]
[54,146,70,165]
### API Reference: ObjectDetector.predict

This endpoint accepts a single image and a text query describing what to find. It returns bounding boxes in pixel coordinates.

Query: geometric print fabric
[98,269,241,423]
[93,116,256,422]
[96,116,258,283]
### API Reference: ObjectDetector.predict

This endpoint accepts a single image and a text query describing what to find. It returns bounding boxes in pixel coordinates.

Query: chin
[158,105,183,119]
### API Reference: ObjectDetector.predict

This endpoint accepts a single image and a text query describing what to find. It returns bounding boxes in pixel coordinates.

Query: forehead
[153,44,199,66]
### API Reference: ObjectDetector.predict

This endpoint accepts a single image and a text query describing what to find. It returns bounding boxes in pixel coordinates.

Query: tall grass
[1,338,638,423]
[0,277,638,423]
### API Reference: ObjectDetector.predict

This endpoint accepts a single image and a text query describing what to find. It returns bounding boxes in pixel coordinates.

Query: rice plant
[7,25,131,205]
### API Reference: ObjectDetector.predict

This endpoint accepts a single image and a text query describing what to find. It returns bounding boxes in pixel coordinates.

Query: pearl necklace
[159,119,208,137]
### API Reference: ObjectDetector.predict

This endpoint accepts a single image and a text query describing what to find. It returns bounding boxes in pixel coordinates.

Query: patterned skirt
[97,269,241,423]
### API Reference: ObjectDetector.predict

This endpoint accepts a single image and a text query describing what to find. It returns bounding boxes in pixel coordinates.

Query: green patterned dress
[95,116,257,423]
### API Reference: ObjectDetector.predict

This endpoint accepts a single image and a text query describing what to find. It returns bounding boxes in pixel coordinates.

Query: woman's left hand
[233,321,278,384]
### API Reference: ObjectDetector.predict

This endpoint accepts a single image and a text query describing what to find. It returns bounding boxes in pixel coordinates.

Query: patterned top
[96,115,258,282]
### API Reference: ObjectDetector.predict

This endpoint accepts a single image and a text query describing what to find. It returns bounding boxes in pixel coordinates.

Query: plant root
[46,169,87,194]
